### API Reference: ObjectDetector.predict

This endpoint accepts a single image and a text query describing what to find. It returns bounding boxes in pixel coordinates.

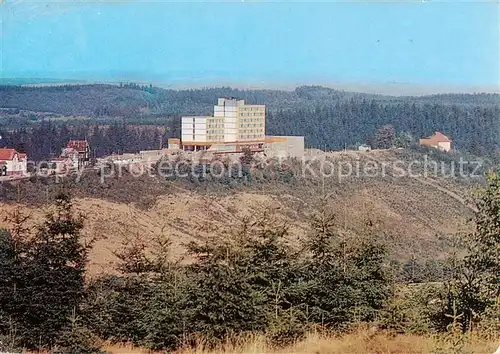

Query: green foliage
[466,171,500,293]
[380,284,445,334]
[265,307,308,347]
[0,209,30,351]
[373,124,396,149]
[113,233,156,275]
[185,254,268,341]
[84,227,186,350]
[394,131,415,148]
[1,175,498,351]
[300,204,393,328]
[439,171,500,332]
[21,193,89,347]
[181,213,310,346]
[84,272,188,350]
[140,279,187,350]
[0,193,97,351]
[53,309,103,354]
[396,257,448,283]
[83,275,154,343]
[79,205,395,350]
[184,218,271,340]
[0,228,24,337]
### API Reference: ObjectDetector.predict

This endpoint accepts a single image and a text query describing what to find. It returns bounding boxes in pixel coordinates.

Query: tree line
[1,84,499,157]
[0,120,178,162]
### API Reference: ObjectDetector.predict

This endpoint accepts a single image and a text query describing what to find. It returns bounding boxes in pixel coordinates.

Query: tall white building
[181,97,266,151]
[181,116,210,144]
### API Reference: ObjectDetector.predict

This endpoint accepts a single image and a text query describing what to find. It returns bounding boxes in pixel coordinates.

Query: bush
[266,308,309,347]
[379,283,445,334]
[53,312,103,354]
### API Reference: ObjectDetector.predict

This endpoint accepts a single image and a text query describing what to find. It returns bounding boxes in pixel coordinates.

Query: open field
[101,329,499,354]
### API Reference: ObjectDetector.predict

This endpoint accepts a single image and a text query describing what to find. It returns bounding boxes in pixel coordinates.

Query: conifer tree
[22,192,90,348]
[447,171,500,332]
[184,235,268,342]
[0,209,36,349]
[302,201,392,328]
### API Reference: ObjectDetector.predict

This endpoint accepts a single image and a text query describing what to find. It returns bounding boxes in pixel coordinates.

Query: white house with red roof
[0,148,28,176]
[419,132,452,152]
[60,147,80,170]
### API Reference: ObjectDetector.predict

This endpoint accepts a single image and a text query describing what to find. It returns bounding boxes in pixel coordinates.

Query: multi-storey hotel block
[179,97,266,152]
[168,97,304,157]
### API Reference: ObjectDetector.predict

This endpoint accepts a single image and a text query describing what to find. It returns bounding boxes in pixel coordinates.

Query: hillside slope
[0,149,479,275]
[0,84,154,116]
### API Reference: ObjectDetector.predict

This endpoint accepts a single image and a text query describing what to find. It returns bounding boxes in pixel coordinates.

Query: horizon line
[1,77,499,97]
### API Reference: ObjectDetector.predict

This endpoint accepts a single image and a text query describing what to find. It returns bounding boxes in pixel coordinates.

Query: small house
[62,140,90,169]
[0,148,28,176]
[419,132,452,152]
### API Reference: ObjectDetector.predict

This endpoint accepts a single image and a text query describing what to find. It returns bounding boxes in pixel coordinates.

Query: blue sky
[1,0,499,93]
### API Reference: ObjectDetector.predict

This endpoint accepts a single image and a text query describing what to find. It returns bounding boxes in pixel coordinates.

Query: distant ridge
[0,78,86,86]
[1,75,498,96]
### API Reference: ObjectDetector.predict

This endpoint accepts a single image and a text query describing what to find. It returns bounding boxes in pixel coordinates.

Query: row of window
[207,119,263,127]
[239,117,264,122]
[239,123,264,128]
[207,136,224,141]
[239,129,264,134]
[239,134,263,139]
[239,112,264,117]
[240,107,264,111]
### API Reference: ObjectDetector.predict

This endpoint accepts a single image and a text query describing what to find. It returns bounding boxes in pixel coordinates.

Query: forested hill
[1,84,499,156]
[2,84,499,115]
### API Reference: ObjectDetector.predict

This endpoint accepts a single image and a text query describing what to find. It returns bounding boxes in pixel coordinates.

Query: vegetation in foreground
[0,171,498,353]
[102,329,497,354]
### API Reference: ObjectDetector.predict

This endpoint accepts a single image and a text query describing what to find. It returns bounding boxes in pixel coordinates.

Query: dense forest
[0,84,499,159]
[0,121,175,161]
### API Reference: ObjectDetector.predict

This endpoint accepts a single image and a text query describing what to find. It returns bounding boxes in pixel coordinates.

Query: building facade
[358,144,372,152]
[181,98,266,152]
[0,148,28,176]
[62,140,90,168]
[419,132,452,152]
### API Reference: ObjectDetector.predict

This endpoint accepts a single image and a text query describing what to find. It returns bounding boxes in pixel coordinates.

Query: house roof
[0,148,25,161]
[422,132,452,143]
[67,140,89,152]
